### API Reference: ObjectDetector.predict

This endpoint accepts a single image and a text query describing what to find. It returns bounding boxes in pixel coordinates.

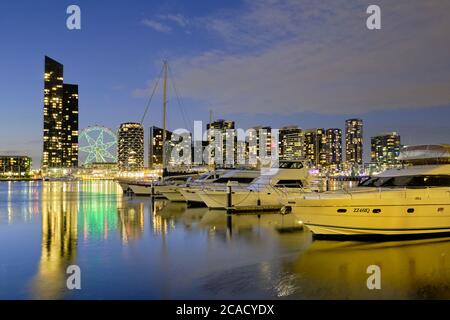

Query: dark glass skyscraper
[325,128,343,166]
[303,128,326,167]
[62,84,79,167]
[371,132,401,166]
[149,126,172,169]
[345,118,363,165]
[42,56,78,169]
[118,123,144,171]
[279,126,303,161]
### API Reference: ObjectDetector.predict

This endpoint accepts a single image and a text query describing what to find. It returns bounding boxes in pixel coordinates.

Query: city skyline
[0,0,449,168]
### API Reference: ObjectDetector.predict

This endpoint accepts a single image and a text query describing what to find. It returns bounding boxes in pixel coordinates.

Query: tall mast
[162,61,168,173]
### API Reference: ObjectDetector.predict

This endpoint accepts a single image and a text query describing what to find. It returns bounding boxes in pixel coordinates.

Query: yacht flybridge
[284,145,450,239]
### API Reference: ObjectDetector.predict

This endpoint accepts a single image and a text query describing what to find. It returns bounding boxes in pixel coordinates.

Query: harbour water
[1,180,450,300]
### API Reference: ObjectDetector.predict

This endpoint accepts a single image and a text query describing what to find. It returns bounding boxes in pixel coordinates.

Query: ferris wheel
[79,126,117,165]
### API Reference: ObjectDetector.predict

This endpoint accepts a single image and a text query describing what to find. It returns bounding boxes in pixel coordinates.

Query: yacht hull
[198,189,286,211]
[160,188,185,202]
[289,188,450,237]
[179,188,204,205]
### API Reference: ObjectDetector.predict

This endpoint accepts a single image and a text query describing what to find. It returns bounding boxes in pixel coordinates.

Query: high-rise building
[0,156,32,178]
[148,126,172,168]
[62,84,79,168]
[325,128,343,167]
[371,132,401,166]
[207,120,236,168]
[118,123,144,171]
[42,56,78,169]
[303,128,326,167]
[169,130,192,166]
[345,118,363,165]
[279,126,303,161]
[248,126,272,167]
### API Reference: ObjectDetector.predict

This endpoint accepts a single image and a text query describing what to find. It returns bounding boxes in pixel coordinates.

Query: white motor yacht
[128,174,198,197]
[179,169,259,206]
[283,145,450,238]
[198,160,311,211]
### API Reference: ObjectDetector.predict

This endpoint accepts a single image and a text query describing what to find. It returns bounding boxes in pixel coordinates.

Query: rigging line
[167,64,192,132]
[140,64,165,125]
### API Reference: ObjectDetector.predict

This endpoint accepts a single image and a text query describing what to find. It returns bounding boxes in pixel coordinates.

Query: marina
[1,179,450,299]
[1,1,450,306]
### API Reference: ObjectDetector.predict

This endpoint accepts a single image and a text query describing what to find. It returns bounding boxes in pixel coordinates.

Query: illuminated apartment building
[279,126,303,161]
[325,128,343,167]
[371,132,401,166]
[345,118,363,165]
[42,56,78,169]
[303,128,326,167]
[118,123,144,171]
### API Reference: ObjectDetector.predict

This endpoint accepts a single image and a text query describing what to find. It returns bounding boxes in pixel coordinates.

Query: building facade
[62,84,79,168]
[279,126,303,161]
[325,128,343,167]
[118,123,144,171]
[148,126,172,169]
[248,126,272,167]
[0,156,32,178]
[345,118,363,165]
[42,56,78,169]
[207,120,236,168]
[371,132,401,167]
[303,128,326,167]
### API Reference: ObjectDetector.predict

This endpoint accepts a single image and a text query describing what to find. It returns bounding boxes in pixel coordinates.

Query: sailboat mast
[162,61,168,172]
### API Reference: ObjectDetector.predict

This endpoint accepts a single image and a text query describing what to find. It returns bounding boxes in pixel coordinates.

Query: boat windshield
[359,175,450,188]
[274,180,304,188]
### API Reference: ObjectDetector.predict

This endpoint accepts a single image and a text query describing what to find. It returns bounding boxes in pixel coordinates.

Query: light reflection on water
[0,180,450,299]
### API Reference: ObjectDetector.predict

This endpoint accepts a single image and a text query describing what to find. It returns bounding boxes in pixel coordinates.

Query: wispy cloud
[141,19,172,33]
[136,0,450,115]
[163,14,189,28]
[141,13,190,34]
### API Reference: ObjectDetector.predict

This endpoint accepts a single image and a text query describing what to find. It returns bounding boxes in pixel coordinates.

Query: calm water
[1,180,450,300]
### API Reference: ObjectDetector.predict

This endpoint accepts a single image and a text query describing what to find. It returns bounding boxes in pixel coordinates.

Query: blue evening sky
[0,0,449,167]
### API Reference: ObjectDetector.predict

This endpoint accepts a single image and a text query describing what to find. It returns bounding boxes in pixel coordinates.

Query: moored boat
[283,145,450,239]
[198,160,311,211]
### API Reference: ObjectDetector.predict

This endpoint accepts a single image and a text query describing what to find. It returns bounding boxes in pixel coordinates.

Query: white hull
[128,184,159,196]
[160,187,185,202]
[179,188,204,204]
[289,188,450,237]
[198,189,297,211]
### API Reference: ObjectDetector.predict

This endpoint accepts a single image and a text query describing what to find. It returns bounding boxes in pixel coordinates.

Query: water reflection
[2,181,450,299]
[31,182,78,299]
[290,238,450,299]
[118,201,145,244]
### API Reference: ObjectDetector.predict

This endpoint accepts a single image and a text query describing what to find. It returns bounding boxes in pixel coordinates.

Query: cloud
[164,14,189,28]
[141,19,172,33]
[136,0,450,115]
[141,14,189,34]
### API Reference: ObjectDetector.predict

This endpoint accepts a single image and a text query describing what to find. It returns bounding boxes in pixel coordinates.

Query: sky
[0,0,449,168]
